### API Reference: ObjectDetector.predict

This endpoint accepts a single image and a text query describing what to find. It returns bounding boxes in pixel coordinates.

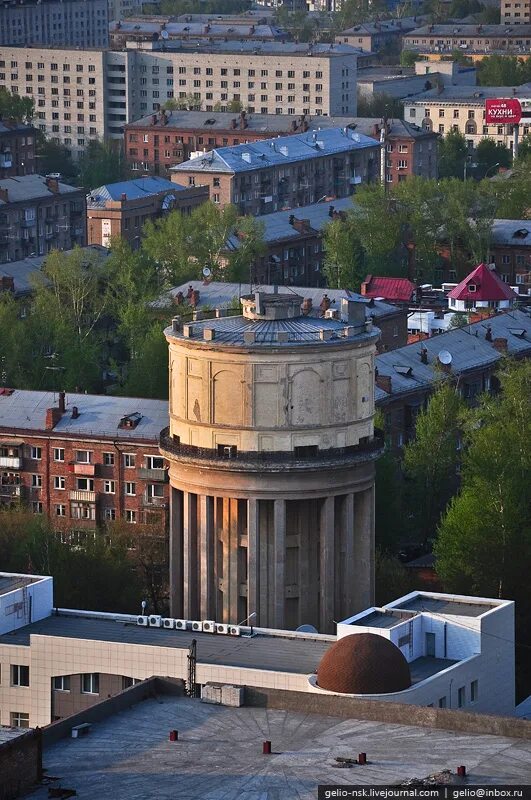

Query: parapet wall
[0,728,42,800]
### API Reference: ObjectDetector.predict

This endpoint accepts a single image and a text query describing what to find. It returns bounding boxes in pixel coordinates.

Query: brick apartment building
[0,121,36,178]
[170,127,380,216]
[502,0,531,24]
[336,18,419,52]
[0,389,169,533]
[86,176,208,248]
[402,24,531,56]
[109,17,286,47]
[0,175,86,263]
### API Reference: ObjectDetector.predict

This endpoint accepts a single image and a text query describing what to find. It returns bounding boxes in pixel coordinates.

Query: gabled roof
[448,263,517,302]
[86,177,182,207]
[362,275,416,302]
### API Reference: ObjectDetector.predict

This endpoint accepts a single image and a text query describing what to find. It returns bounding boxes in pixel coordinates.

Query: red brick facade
[0,122,36,179]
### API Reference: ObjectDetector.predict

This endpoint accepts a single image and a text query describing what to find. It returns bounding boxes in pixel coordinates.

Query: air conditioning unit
[229,625,241,636]
[174,619,188,630]
[325,308,339,319]
[215,623,229,634]
[149,615,162,627]
[191,621,203,632]
[137,615,149,626]
[162,618,175,629]
[202,620,216,633]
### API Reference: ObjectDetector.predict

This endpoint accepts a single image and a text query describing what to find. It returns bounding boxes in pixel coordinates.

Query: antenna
[438,349,452,366]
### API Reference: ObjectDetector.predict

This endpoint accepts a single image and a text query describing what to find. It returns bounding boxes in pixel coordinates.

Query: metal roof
[0,390,168,442]
[86,177,183,207]
[0,174,81,204]
[142,39,362,57]
[111,20,284,38]
[127,110,359,133]
[0,245,109,297]
[362,276,416,302]
[339,18,420,35]
[406,23,531,36]
[448,263,518,302]
[407,82,531,103]
[491,219,531,247]
[0,613,330,675]
[171,127,379,175]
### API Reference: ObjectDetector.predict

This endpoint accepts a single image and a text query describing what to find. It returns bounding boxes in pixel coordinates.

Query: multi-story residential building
[0,390,169,530]
[357,59,476,101]
[0,121,36,178]
[170,128,380,216]
[86,176,208,248]
[489,219,531,291]
[0,174,85,263]
[502,0,531,24]
[372,118,439,184]
[403,84,531,149]
[403,24,531,57]
[109,17,286,46]
[336,18,421,52]
[124,112,438,181]
[0,0,110,48]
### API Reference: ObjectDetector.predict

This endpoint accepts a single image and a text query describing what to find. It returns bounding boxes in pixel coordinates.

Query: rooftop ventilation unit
[229,625,241,636]
[162,618,175,629]
[325,308,339,319]
[175,619,188,630]
[137,615,149,626]
[149,615,162,627]
[202,620,216,633]
[216,623,229,634]
[191,620,203,632]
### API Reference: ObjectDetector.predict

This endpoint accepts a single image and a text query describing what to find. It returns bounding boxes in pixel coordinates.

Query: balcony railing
[0,484,23,498]
[160,427,384,469]
[69,490,96,503]
[138,467,168,482]
[143,493,167,508]
[68,462,96,476]
[0,455,22,469]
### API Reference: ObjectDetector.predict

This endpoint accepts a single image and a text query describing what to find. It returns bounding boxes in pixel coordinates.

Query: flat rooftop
[350,609,417,629]
[0,613,330,675]
[26,696,531,799]
[393,596,497,617]
[0,725,31,745]
[0,575,39,596]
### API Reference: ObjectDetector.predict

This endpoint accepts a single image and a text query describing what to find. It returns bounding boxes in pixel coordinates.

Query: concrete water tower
[160,292,382,633]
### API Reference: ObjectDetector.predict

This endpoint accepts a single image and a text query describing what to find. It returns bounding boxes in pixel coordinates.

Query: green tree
[228,215,266,283]
[121,322,169,399]
[77,139,127,190]
[404,381,464,543]
[375,450,405,554]
[516,135,531,162]
[357,92,404,119]
[0,87,34,122]
[438,129,468,179]
[477,54,531,86]
[35,134,78,184]
[474,138,512,179]
[322,212,365,290]
[400,50,418,67]
[491,155,531,219]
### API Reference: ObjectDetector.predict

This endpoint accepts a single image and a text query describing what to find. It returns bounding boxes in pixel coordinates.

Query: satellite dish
[161,29,169,39]
[202,267,212,278]
[438,350,452,366]
[296,624,318,633]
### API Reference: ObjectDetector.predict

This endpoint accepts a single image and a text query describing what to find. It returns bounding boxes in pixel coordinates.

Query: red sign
[485,98,522,125]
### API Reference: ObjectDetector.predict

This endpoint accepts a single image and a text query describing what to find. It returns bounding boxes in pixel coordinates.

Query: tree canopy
[0,87,34,122]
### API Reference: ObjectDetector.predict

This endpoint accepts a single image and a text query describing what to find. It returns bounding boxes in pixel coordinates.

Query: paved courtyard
[27,697,531,799]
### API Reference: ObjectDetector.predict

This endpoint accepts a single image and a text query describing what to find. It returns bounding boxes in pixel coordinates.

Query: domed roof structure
[317,633,411,695]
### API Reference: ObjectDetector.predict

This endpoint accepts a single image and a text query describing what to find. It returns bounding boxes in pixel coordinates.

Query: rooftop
[448,263,518,302]
[490,219,531,247]
[0,725,31,745]
[0,390,168,441]
[111,20,284,38]
[407,82,531,103]
[0,174,81,204]
[0,120,36,135]
[132,39,363,57]
[0,574,39,596]
[171,127,378,175]
[27,695,531,798]
[391,593,498,617]
[0,245,108,297]
[86,176,184,207]
[127,109,360,133]
[0,612,330,674]
[406,23,531,36]
[339,18,420,35]
[362,275,417,302]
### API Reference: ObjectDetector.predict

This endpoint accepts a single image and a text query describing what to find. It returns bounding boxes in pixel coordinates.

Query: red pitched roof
[362,275,416,303]
[448,263,517,302]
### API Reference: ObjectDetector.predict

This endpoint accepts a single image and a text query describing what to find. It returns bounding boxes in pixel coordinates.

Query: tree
[403,380,464,543]
[0,87,34,122]
[435,359,531,599]
[228,215,266,283]
[400,50,418,67]
[516,135,531,162]
[357,92,404,119]
[438,129,468,179]
[35,136,78,184]
[322,212,365,290]
[477,55,531,87]
[375,450,405,554]
[107,518,169,613]
[77,139,127,190]
[491,155,531,220]
[121,322,169,399]
[474,138,512,180]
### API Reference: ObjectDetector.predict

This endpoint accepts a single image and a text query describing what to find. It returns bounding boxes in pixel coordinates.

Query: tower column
[320,495,335,633]
[169,487,183,618]
[273,498,286,629]
[183,491,198,618]
[247,498,259,626]
[199,494,215,619]
[353,486,375,612]
[341,492,356,618]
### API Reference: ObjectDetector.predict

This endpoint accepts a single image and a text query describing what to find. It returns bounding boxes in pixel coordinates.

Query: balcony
[143,493,167,508]
[69,490,96,503]
[138,467,168,482]
[21,218,36,229]
[0,455,22,469]
[0,483,23,498]
[0,155,12,168]
[68,462,96,476]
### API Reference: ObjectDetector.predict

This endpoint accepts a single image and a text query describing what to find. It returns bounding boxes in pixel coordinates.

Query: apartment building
[0,121,36,178]
[0,175,85,263]
[109,17,286,46]
[0,389,169,531]
[502,0,531,24]
[0,0,110,48]
[86,176,208,248]
[403,84,531,149]
[489,219,531,290]
[403,24,531,56]
[336,18,420,52]
[170,128,380,216]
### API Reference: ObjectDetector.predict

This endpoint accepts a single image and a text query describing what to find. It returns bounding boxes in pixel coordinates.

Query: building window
[81,673,99,694]
[32,474,42,488]
[122,676,141,690]
[55,504,66,517]
[103,508,116,521]
[52,675,71,691]
[103,452,115,466]
[125,509,137,524]
[123,453,136,468]
[54,476,66,490]
[10,712,29,728]
[75,450,92,463]
[145,456,164,470]
[104,480,116,494]
[32,501,43,514]
[11,664,30,687]
[125,482,136,496]
[54,447,65,462]
[458,686,465,708]
[31,446,42,460]
[76,478,94,491]
[470,680,478,703]
[438,696,447,708]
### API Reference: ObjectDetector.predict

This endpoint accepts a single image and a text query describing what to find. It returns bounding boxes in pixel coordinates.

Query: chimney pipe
[58,390,66,412]
[71,406,79,419]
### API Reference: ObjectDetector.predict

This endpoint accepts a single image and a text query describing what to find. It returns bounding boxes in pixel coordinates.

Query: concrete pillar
[229,498,239,624]
[319,495,335,633]
[273,498,286,629]
[247,498,259,626]
[169,487,183,617]
[341,493,356,617]
[222,497,231,623]
[352,487,375,612]
[183,491,197,618]
[199,494,215,619]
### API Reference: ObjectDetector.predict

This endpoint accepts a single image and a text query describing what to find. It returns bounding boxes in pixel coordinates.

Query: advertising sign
[485,98,522,125]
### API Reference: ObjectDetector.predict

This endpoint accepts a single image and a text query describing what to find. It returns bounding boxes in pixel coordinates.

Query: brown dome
[317,633,411,694]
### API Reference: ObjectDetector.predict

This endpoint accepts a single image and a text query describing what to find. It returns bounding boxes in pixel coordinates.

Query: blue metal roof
[87,177,184,206]
[171,127,379,175]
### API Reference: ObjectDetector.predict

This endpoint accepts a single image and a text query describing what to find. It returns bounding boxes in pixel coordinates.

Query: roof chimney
[0,187,8,202]
[420,347,428,364]
[376,374,392,394]
[485,325,492,342]
[45,407,62,431]
[121,192,127,201]
[71,405,80,419]
[58,390,66,412]
[493,337,508,353]
[45,177,59,193]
